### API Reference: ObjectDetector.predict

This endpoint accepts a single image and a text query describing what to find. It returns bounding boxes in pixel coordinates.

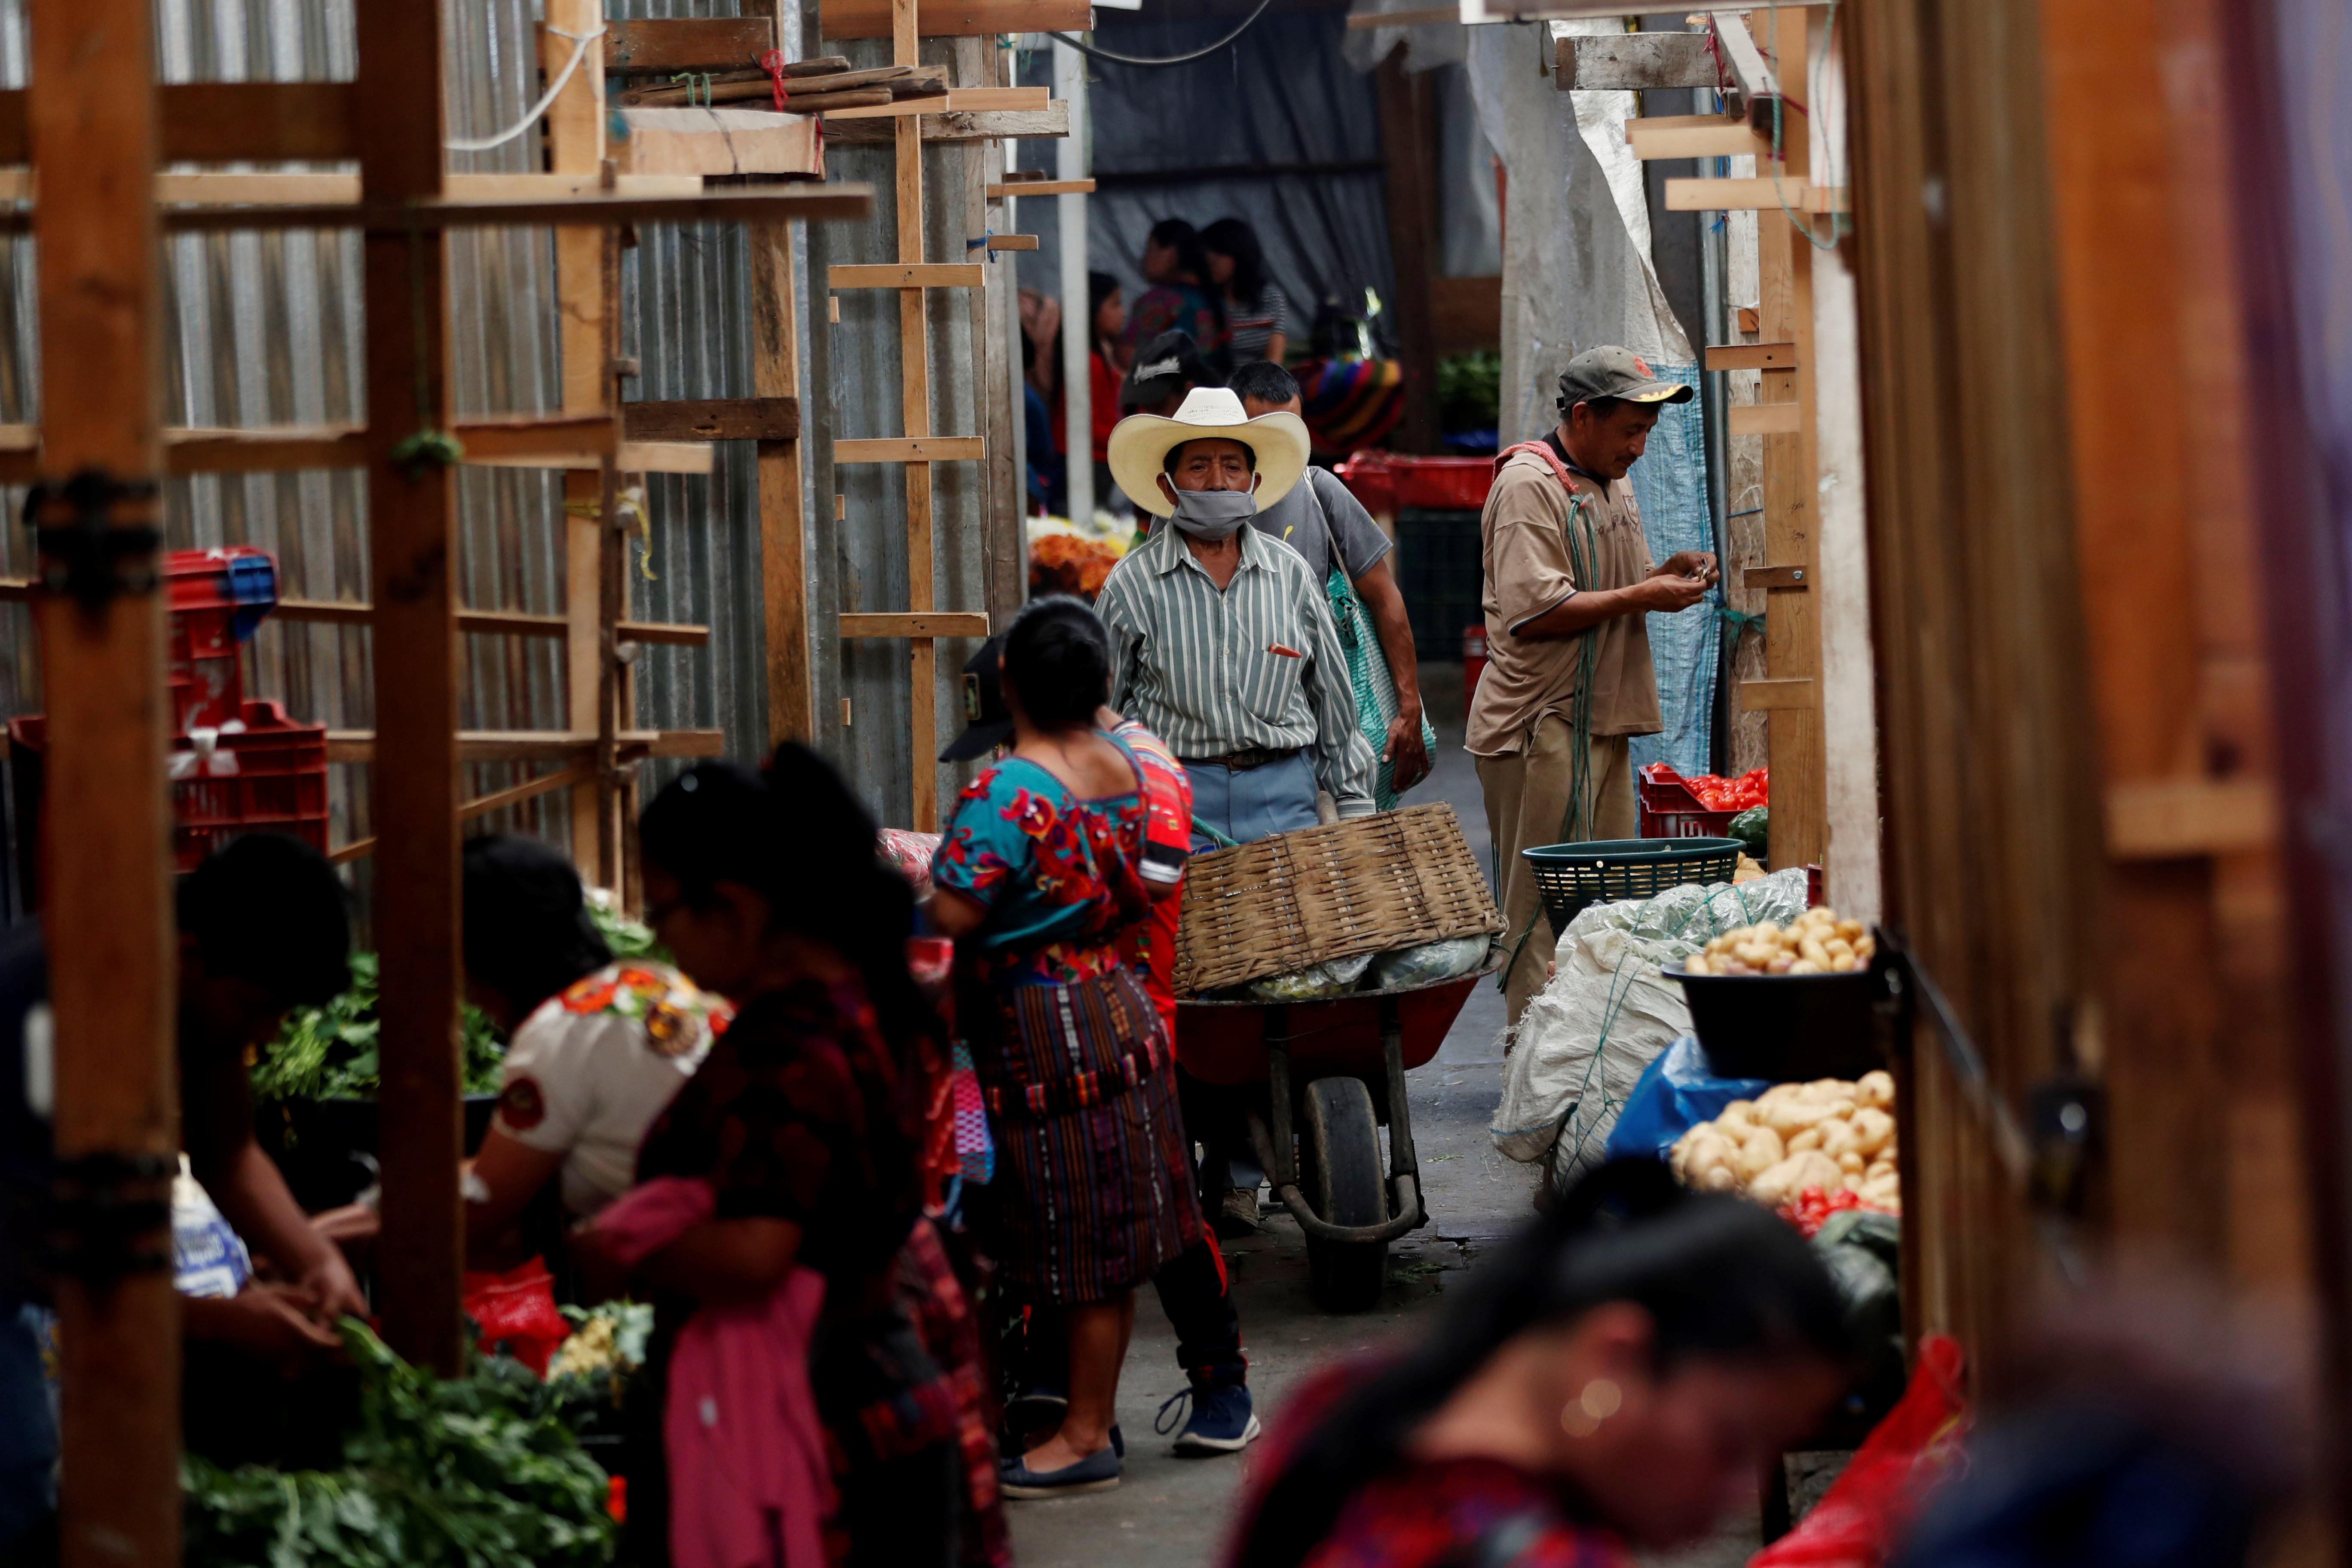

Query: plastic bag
[1494,869,1811,1171]
[462,1256,571,1376]
[1751,1334,1969,1568]
[1249,951,1375,1001]
[1603,1036,1769,1163]
[1369,935,1491,991]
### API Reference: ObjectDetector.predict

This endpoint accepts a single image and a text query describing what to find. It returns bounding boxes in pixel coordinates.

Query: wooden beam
[834,435,986,462]
[1742,565,1809,590]
[0,580,708,644]
[2104,779,2278,860]
[829,262,985,288]
[324,729,727,765]
[359,0,465,1378]
[1663,178,1849,213]
[30,0,178,1549]
[329,766,595,865]
[624,397,799,442]
[1626,122,1773,160]
[1431,274,1502,358]
[820,86,1049,119]
[613,107,823,178]
[1707,340,1798,371]
[751,208,812,744]
[0,80,362,163]
[1375,45,1442,453]
[820,0,1088,39]
[1738,677,1818,711]
[987,178,1093,197]
[985,234,1039,252]
[0,170,707,207]
[820,103,1069,144]
[12,186,878,237]
[840,612,992,638]
[892,0,937,832]
[1557,31,1721,90]
[1708,11,1776,118]
[1728,402,1802,437]
[603,16,778,71]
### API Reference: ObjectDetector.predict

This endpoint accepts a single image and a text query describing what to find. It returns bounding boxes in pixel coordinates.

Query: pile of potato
[1680,906,1875,975]
[1669,1071,1901,1213]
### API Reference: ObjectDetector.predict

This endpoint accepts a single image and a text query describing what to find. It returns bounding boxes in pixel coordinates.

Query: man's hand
[1382,704,1432,793]
[1629,573,1712,613]
[294,1247,368,1326]
[1655,550,1718,584]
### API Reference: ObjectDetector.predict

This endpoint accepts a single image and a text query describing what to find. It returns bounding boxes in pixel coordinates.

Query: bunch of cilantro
[183,1321,615,1568]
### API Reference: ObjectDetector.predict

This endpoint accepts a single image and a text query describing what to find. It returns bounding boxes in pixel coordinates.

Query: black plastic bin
[1667,963,1889,1082]
[256,1093,500,1213]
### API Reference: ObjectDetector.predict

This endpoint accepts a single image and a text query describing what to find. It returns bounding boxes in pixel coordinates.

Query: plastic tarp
[1493,869,1810,1174]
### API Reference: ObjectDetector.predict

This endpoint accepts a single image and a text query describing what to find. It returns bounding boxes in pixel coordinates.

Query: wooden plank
[820,85,1049,119]
[1558,31,1721,91]
[751,209,811,744]
[1708,340,1798,371]
[604,16,777,71]
[2104,779,2278,859]
[1376,46,1441,452]
[0,171,704,206]
[1626,122,1773,160]
[829,262,985,288]
[466,440,715,474]
[821,103,1069,144]
[1738,677,1818,711]
[330,766,595,865]
[1708,11,1775,116]
[0,81,359,164]
[1743,564,1809,590]
[1729,401,1802,437]
[986,234,1038,251]
[893,0,937,832]
[614,107,823,178]
[325,729,727,765]
[988,178,1093,197]
[834,435,986,462]
[358,0,465,1379]
[1664,178,1849,213]
[1431,274,1501,357]
[456,412,616,460]
[263,596,709,645]
[840,611,992,638]
[624,397,798,442]
[87,186,876,236]
[821,0,1089,40]
[29,0,178,1551]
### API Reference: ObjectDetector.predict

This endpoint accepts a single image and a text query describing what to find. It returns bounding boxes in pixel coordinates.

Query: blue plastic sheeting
[1626,363,1717,778]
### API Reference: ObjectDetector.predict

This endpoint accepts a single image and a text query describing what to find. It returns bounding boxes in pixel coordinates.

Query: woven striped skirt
[972,966,1203,1306]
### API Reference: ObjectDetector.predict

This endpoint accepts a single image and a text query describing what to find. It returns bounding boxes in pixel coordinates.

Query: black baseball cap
[1122,330,1213,412]
[1556,344,1695,413]
[939,636,1013,762]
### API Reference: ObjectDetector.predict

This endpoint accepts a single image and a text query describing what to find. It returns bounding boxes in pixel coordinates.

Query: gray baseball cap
[1556,345,1694,411]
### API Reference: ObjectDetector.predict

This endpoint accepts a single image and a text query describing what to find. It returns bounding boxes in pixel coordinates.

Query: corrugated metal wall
[0,0,1020,903]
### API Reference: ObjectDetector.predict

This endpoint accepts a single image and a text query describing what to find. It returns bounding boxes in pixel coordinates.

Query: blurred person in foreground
[1225,1160,1851,1568]
[1232,358,1431,805]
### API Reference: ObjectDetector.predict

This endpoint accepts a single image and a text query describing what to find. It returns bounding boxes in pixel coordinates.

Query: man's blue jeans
[1183,751,1319,851]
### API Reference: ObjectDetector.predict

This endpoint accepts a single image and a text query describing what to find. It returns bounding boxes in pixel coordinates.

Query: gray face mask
[1167,486,1256,540]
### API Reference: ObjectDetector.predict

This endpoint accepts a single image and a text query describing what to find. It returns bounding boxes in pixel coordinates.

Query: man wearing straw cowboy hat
[1474,346,1718,1028]
[1096,386,1379,847]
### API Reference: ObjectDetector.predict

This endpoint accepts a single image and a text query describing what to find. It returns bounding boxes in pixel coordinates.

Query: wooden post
[1375,44,1441,453]
[895,0,940,829]
[547,0,617,872]
[1756,11,1826,873]
[28,0,178,1554]
[358,0,466,1376]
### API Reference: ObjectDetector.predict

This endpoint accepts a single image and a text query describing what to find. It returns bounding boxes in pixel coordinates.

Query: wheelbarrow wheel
[1299,1075,1389,1313]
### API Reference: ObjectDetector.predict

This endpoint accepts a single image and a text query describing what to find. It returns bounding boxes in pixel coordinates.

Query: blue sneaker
[1157,1380,1261,1456]
[1000,1442,1121,1499]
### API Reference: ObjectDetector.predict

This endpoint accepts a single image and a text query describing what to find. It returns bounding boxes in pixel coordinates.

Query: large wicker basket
[1174,803,1503,996]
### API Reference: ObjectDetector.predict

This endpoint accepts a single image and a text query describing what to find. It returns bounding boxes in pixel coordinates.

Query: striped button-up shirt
[1095,520,1378,818]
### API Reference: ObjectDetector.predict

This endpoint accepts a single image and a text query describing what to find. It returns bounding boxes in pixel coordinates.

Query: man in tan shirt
[1471,346,1719,1024]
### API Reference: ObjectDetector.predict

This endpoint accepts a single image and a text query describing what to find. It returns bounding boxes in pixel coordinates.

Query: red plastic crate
[9,698,326,879]
[163,547,279,732]
[1637,763,1742,839]
[1335,451,1498,514]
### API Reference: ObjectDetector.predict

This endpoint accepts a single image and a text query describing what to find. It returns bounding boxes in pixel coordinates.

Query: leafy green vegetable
[585,894,666,965]
[252,954,505,1105]
[1727,806,1770,858]
[1438,349,1501,435]
[184,1320,616,1568]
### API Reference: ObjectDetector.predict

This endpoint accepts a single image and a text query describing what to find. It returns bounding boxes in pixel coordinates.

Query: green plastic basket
[1521,837,1746,934]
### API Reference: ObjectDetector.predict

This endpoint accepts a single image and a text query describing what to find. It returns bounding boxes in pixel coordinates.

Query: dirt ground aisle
[1006,663,1543,1568]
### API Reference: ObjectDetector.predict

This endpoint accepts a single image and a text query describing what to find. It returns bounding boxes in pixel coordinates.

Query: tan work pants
[1476,714,1638,1030]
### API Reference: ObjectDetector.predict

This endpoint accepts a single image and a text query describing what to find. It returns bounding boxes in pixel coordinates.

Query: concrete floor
[1007,664,1545,1568]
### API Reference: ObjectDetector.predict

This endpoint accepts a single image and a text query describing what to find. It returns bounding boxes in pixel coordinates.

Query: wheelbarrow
[1174,954,1500,1311]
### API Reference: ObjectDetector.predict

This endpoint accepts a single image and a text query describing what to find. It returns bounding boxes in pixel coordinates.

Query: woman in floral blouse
[929,596,1204,1499]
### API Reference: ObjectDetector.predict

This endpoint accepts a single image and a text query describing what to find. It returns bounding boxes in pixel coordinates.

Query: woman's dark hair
[1203,216,1269,309]
[1088,269,1122,360]
[1147,217,1228,337]
[178,833,351,1008]
[1233,1160,1853,1568]
[460,835,612,1014]
[637,746,934,1068]
[1004,595,1110,730]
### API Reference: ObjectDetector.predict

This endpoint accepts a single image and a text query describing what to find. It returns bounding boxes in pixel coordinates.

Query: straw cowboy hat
[1106,386,1311,520]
